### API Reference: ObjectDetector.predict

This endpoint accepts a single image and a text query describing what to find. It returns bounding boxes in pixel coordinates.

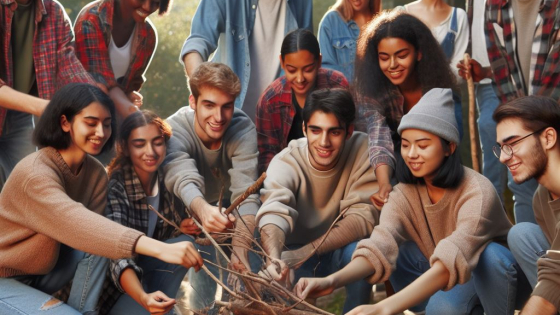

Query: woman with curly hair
[354,10,456,209]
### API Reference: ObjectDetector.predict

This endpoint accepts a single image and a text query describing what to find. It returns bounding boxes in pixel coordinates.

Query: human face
[280,50,321,99]
[62,101,112,156]
[349,0,370,13]
[303,111,352,171]
[120,0,160,23]
[377,37,421,88]
[401,129,453,183]
[190,86,235,150]
[126,123,166,180]
[496,118,548,183]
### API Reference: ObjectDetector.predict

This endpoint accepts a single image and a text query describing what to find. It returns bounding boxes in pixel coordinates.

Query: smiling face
[190,85,235,150]
[303,111,353,171]
[62,101,112,157]
[496,118,548,183]
[401,129,453,183]
[280,50,321,100]
[377,37,421,88]
[120,0,160,23]
[349,0,369,12]
[126,123,166,180]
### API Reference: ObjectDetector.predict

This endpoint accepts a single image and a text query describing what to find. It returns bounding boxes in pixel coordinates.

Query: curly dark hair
[354,10,456,116]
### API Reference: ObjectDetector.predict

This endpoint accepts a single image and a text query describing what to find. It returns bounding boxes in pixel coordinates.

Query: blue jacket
[180,0,313,108]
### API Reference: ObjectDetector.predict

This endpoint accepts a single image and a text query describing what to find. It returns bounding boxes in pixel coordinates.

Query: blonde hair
[330,0,381,22]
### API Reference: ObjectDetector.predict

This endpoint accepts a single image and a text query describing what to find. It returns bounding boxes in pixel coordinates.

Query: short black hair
[302,88,355,131]
[33,83,116,154]
[280,28,320,60]
[158,0,173,15]
[396,138,464,188]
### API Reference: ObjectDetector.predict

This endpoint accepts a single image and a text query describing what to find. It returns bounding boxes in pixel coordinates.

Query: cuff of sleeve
[352,240,388,285]
[182,183,204,212]
[533,280,560,311]
[371,155,395,170]
[430,240,469,290]
[111,259,143,293]
[258,215,290,236]
[118,229,144,258]
[180,40,210,65]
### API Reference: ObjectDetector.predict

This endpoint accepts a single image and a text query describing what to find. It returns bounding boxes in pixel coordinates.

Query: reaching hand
[157,241,203,271]
[140,291,176,315]
[294,277,335,300]
[196,201,235,234]
[456,58,489,83]
[265,257,289,282]
[280,244,314,268]
[128,90,143,107]
[370,182,393,210]
[180,218,201,235]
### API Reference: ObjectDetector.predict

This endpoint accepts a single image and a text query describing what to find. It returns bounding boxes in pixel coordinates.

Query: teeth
[89,139,101,144]
[317,149,330,155]
[136,10,147,17]
[508,164,519,171]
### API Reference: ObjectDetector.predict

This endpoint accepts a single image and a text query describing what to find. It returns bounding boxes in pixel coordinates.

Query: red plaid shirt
[74,0,157,94]
[0,0,94,136]
[485,0,560,103]
[256,68,349,173]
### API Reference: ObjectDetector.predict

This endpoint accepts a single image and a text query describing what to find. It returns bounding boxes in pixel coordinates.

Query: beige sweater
[0,147,143,277]
[353,168,512,290]
[532,185,560,309]
[257,132,379,245]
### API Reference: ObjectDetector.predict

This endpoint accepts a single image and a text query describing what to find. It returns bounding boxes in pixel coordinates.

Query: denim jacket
[318,10,359,82]
[180,0,313,109]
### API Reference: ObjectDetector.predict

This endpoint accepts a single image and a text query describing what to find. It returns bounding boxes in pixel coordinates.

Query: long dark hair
[280,29,321,60]
[354,10,456,116]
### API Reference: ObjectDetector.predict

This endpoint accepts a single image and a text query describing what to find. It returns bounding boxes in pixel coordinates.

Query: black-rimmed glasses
[493,127,546,159]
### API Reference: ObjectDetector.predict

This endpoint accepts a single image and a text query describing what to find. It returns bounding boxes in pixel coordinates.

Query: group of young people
[0,0,559,314]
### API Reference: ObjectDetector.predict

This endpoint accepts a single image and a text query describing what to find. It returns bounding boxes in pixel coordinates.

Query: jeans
[508,222,550,288]
[475,83,538,223]
[389,241,529,314]
[0,245,108,314]
[108,235,192,315]
[293,241,372,313]
[0,110,36,191]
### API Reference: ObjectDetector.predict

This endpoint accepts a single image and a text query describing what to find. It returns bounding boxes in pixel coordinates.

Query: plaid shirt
[100,164,184,311]
[0,0,94,136]
[485,0,560,103]
[357,87,404,170]
[256,68,348,173]
[74,0,157,93]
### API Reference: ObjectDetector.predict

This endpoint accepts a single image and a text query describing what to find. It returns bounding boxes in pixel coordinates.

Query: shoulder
[167,107,192,130]
[142,17,158,42]
[268,139,307,169]
[226,108,256,139]
[347,132,369,153]
[85,155,109,183]
[321,10,343,25]
[454,7,468,23]
[318,68,349,88]
[259,76,290,105]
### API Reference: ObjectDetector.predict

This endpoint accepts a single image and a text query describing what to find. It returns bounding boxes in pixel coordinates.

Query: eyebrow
[379,48,410,55]
[285,62,316,68]
[499,135,520,144]
[308,125,344,132]
[401,137,431,142]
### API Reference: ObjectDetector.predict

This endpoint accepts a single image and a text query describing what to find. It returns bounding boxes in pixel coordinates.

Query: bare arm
[521,296,558,315]
[119,268,176,314]
[134,235,203,270]
[261,224,288,281]
[183,52,204,79]
[371,165,393,210]
[108,86,140,119]
[0,85,49,116]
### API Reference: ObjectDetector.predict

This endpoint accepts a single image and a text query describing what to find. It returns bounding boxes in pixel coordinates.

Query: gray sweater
[163,107,260,216]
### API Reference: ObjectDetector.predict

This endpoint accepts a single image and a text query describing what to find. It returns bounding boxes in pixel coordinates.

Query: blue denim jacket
[180,0,313,108]
[318,11,359,82]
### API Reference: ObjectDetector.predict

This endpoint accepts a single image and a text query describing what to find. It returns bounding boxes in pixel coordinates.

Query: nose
[214,108,223,122]
[145,142,155,156]
[95,123,105,139]
[407,145,418,158]
[499,152,512,164]
[142,0,151,11]
[389,56,397,69]
[296,71,304,83]
[319,132,330,147]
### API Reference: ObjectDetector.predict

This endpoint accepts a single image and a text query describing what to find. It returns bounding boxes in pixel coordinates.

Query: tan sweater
[532,185,560,309]
[257,132,379,245]
[0,147,143,277]
[353,168,512,290]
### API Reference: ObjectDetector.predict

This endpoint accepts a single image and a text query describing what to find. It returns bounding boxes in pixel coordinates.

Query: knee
[476,243,515,273]
[426,294,468,315]
[508,223,538,256]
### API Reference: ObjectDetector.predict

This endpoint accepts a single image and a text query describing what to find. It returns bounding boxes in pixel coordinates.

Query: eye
[331,130,341,136]
[153,139,165,146]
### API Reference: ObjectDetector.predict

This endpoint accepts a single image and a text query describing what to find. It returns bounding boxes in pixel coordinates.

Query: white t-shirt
[109,27,135,80]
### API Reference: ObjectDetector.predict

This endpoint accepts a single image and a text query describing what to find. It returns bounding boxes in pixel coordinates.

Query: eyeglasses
[493,127,546,159]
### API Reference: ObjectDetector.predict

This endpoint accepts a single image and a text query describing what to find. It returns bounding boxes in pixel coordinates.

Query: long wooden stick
[224,172,267,215]
[464,53,481,173]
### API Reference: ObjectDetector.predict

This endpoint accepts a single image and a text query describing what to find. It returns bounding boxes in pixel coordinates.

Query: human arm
[456,58,492,83]
[231,215,256,271]
[256,82,286,174]
[0,85,49,116]
[317,12,344,75]
[529,218,560,311]
[371,164,393,210]
[360,97,397,170]
[119,268,176,314]
[261,223,289,281]
[448,9,469,83]
[521,296,557,315]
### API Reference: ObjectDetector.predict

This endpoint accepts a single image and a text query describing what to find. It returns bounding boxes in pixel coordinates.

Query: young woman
[295,88,526,315]
[318,0,381,82]
[102,110,200,314]
[256,28,349,173]
[354,10,456,209]
[74,0,172,118]
[0,83,202,314]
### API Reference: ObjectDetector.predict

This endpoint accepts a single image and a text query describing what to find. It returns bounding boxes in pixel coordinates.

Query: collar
[2,0,47,23]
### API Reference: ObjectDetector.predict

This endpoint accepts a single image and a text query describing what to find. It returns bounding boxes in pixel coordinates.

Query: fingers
[295,278,308,298]
[203,207,232,233]
[370,193,385,210]
[180,218,201,235]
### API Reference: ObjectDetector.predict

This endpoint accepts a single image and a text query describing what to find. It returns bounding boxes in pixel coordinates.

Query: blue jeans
[389,241,529,314]
[476,83,538,223]
[109,235,192,315]
[293,241,371,313]
[0,245,108,314]
[0,110,36,191]
[508,222,550,288]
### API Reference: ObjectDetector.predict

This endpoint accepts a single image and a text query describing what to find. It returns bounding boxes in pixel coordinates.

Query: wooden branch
[225,172,267,215]
[215,300,332,315]
[464,53,481,173]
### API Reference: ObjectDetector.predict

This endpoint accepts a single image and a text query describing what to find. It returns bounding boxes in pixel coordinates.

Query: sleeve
[256,156,300,236]
[256,88,284,174]
[294,0,313,32]
[74,11,118,89]
[318,12,344,74]
[104,178,143,293]
[126,22,158,93]
[352,187,410,284]
[54,3,96,87]
[179,0,226,63]
[449,9,469,83]
[359,97,396,170]
[162,113,206,211]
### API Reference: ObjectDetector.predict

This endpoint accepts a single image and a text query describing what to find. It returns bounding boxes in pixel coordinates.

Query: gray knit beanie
[397,88,460,144]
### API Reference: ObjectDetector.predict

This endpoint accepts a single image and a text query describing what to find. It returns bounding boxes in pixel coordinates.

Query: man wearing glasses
[494,95,560,314]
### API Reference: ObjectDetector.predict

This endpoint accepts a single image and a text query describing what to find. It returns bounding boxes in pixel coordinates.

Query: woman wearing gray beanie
[294,88,529,314]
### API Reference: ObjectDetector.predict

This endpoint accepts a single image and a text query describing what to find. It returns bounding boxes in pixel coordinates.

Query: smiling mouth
[507,163,520,171]
[88,138,101,145]
[408,162,422,170]
[316,147,333,157]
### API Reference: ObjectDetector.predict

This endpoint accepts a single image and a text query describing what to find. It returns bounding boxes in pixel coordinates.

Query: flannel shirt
[100,164,185,310]
[256,68,348,173]
[485,0,560,103]
[357,87,404,171]
[74,0,157,94]
[0,0,94,136]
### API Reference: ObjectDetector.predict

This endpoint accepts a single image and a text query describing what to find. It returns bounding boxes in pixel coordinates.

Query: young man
[180,0,312,120]
[163,62,260,310]
[0,0,95,190]
[257,88,379,313]
[494,96,560,314]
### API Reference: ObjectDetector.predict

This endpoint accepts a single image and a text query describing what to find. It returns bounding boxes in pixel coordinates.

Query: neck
[135,167,158,195]
[114,0,135,27]
[194,115,222,150]
[538,153,560,200]
[425,179,445,204]
[418,0,444,8]
[58,147,87,175]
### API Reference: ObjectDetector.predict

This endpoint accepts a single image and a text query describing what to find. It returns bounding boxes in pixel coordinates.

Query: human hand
[157,241,203,271]
[280,243,314,268]
[265,257,289,282]
[456,58,488,82]
[180,218,201,236]
[195,201,235,234]
[370,182,393,210]
[128,91,143,107]
[294,276,335,300]
[140,291,176,315]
